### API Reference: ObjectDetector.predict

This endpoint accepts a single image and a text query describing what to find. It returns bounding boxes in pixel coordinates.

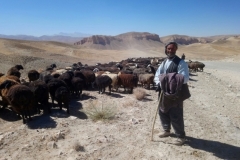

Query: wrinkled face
[166,44,177,58]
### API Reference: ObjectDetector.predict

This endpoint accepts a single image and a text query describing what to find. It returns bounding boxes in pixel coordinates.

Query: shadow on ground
[27,99,87,129]
[186,136,240,159]
[27,114,57,129]
[189,78,198,82]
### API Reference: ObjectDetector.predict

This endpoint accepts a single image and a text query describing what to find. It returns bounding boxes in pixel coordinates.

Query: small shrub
[122,99,135,107]
[73,141,85,152]
[83,100,117,121]
[133,87,146,100]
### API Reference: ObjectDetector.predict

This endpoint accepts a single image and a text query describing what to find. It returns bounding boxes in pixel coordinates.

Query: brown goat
[138,73,154,89]
[117,73,138,93]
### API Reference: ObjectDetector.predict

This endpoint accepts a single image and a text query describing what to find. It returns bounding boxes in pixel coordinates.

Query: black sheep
[26,80,51,114]
[39,70,53,82]
[47,79,68,108]
[28,69,40,82]
[0,78,20,108]
[42,74,55,84]
[55,86,70,114]
[58,71,74,89]
[0,80,34,124]
[71,77,85,98]
[7,64,24,78]
[74,71,86,85]
[80,70,96,89]
[95,75,112,94]
[74,70,86,80]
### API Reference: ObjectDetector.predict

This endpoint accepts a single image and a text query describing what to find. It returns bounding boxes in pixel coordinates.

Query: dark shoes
[159,131,186,146]
[159,131,171,138]
[172,138,186,146]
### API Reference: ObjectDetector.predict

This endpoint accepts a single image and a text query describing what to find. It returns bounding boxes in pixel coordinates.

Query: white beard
[166,53,176,59]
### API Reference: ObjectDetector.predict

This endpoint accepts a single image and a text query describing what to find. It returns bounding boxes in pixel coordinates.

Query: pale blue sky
[1,0,240,37]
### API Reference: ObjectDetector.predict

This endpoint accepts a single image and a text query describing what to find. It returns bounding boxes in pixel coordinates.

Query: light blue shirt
[154,57,189,85]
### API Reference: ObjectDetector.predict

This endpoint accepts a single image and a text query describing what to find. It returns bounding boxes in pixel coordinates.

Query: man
[181,53,185,60]
[154,42,189,145]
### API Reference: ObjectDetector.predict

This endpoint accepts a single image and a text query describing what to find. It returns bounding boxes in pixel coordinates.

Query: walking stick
[151,90,163,141]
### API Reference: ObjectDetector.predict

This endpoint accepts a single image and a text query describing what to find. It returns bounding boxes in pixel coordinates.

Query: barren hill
[160,34,240,45]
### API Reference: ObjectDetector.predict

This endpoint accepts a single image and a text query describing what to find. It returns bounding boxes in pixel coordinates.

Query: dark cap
[165,41,178,49]
[165,41,178,54]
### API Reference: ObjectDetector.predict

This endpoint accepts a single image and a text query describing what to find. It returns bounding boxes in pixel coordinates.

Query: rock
[47,141,58,149]
[130,118,139,124]
[50,131,65,141]
[0,135,4,143]
[41,135,46,141]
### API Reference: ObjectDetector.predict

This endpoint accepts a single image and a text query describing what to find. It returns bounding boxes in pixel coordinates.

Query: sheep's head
[15,65,24,70]
[50,64,57,68]
[116,63,123,70]
[72,63,78,67]
[77,62,83,66]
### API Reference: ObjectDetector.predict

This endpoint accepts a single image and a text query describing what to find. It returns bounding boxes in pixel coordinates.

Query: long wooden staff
[151,91,163,141]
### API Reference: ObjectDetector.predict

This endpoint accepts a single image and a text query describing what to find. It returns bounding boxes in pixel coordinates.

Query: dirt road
[202,61,240,73]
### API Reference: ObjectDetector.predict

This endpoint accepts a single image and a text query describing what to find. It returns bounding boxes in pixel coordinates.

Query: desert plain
[0,33,240,160]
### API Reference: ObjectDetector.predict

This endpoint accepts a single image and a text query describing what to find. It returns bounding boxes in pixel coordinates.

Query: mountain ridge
[0,32,239,45]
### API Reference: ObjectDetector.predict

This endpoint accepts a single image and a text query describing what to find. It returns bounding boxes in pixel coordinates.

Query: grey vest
[162,56,181,73]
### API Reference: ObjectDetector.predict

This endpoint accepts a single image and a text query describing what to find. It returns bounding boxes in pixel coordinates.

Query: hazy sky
[1,0,240,37]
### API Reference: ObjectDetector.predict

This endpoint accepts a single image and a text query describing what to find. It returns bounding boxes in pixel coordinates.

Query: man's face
[166,44,177,58]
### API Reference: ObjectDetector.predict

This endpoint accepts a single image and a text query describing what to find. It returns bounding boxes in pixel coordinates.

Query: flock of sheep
[0,56,205,124]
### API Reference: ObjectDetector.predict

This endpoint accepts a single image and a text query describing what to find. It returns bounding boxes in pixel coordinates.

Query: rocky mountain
[1,32,239,48]
[74,32,161,45]
[160,34,240,45]
[73,32,163,50]
[160,34,213,45]
[74,32,240,49]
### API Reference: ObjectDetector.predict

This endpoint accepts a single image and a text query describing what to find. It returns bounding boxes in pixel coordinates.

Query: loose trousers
[159,102,185,138]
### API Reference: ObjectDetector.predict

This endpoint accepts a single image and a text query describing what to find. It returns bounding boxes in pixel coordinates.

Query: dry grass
[122,99,135,108]
[133,87,146,100]
[83,100,117,122]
